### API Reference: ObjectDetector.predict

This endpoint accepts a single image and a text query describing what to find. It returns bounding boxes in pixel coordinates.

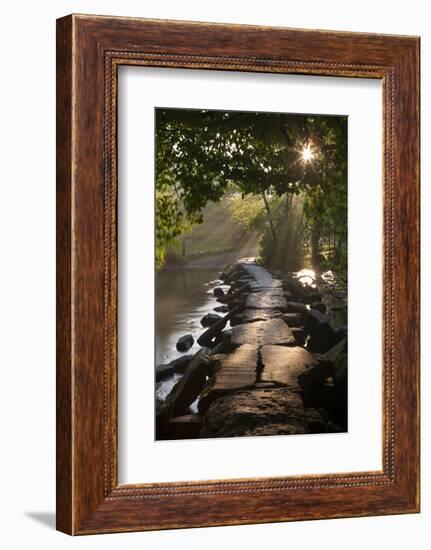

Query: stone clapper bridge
[156,259,347,440]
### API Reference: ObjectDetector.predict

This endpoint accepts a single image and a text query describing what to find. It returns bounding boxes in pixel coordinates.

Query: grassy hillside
[166,198,260,263]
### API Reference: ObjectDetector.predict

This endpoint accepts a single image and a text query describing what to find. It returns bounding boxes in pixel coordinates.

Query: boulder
[291,327,306,346]
[310,301,327,314]
[316,408,329,423]
[284,277,307,300]
[313,337,347,365]
[220,263,238,282]
[197,308,238,346]
[198,344,258,414]
[304,309,336,353]
[162,348,211,418]
[253,382,278,390]
[228,298,246,311]
[305,408,327,433]
[287,301,308,314]
[229,311,244,326]
[231,319,296,348]
[230,279,252,293]
[222,329,232,352]
[209,341,225,356]
[334,325,348,345]
[208,353,226,363]
[214,329,232,350]
[307,336,334,354]
[158,414,202,440]
[176,334,194,352]
[155,363,174,382]
[213,287,225,298]
[312,375,347,431]
[228,269,248,283]
[155,396,164,417]
[216,291,238,304]
[333,352,348,404]
[199,388,308,438]
[303,291,322,303]
[200,312,223,328]
[283,312,304,327]
[170,354,195,374]
[327,421,345,433]
[206,353,226,378]
[219,271,228,282]
[213,305,229,313]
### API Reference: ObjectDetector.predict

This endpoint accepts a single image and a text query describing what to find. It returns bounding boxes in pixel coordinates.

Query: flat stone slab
[241,309,283,323]
[199,388,307,438]
[246,280,282,292]
[198,344,258,413]
[260,345,319,394]
[241,264,281,289]
[245,290,288,311]
[231,319,295,347]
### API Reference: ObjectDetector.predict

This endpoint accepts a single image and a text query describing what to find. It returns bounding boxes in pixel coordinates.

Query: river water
[155,267,230,401]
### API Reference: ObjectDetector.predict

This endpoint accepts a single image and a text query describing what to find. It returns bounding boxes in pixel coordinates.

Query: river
[155,267,230,402]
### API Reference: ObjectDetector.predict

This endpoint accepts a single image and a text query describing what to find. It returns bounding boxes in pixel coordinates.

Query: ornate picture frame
[56,14,420,534]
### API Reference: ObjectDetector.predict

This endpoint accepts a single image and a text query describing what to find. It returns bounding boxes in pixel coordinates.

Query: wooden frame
[56,14,420,535]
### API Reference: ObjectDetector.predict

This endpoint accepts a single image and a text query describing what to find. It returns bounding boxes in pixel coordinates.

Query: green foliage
[259,193,307,271]
[155,107,347,274]
[227,192,266,232]
[155,183,202,268]
[302,117,348,274]
[177,197,253,257]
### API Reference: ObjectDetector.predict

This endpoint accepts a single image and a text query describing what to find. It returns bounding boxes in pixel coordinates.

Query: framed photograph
[56,14,420,534]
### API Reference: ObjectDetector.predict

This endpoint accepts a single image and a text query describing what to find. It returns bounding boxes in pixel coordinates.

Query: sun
[301,144,314,163]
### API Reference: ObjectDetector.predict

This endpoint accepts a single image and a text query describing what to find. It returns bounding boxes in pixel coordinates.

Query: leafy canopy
[155,108,347,268]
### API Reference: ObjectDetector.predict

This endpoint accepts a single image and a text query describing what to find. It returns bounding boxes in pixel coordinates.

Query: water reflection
[294,268,317,287]
[155,267,227,366]
[321,270,335,284]
[155,267,229,412]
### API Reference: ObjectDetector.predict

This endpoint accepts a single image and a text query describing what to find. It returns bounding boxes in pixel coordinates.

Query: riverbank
[163,241,261,269]
[156,259,348,440]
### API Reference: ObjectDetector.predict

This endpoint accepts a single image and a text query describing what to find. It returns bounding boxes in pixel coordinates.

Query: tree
[302,116,348,273]
[155,108,347,272]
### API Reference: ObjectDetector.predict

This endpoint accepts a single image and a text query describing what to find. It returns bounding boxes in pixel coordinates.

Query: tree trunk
[311,227,321,274]
[262,191,277,242]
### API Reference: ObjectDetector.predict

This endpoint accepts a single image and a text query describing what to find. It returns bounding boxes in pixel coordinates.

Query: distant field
[168,198,260,260]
